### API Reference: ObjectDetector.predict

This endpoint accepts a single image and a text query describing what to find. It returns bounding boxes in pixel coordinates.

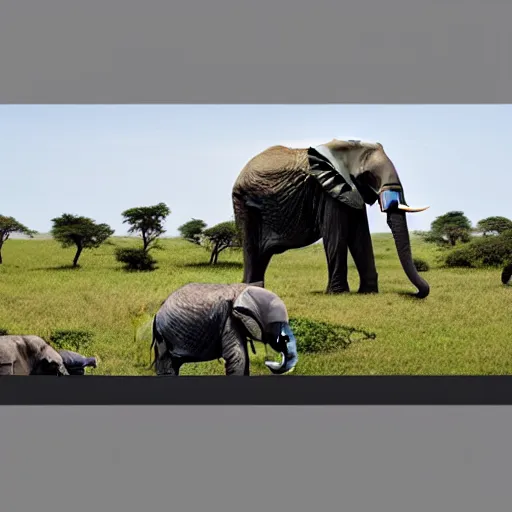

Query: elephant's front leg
[347,207,379,293]
[221,317,250,376]
[321,200,351,293]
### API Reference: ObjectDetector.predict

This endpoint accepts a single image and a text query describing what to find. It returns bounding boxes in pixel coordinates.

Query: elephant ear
[307,144,365,209]
[232,292,263,341]
[232,286,289,341]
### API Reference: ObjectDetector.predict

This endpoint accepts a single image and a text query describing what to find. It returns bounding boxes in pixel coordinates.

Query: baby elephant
[0,335,97,375]
[152,282,299,376]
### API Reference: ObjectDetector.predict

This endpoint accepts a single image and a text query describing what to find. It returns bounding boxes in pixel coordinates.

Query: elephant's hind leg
[155,352,182,376]
[221,317,250,376]
[153,323,183,376]
[169,359,183,376]
[240,208,274,286]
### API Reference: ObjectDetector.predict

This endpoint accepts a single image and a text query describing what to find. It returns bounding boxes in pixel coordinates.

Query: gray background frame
[2,0,512,510]
[1,0,511,102]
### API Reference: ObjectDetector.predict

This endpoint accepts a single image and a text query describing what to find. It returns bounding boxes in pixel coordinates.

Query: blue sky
[1,104,510,237]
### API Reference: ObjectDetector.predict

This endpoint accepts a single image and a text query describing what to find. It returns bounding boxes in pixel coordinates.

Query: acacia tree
[51,214,114,267]
[421,211,473,247]
[121,202,171,253]
[202,221,241,265]
[178,218,207,245]
[0,215,36,264]
[476,216,512,236]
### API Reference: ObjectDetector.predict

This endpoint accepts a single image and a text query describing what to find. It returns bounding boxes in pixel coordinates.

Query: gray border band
[2,406,512,512]
[1,376,512,405]
[1,0,511,103]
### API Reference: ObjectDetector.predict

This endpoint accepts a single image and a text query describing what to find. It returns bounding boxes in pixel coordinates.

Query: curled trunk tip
[387,211,430,299]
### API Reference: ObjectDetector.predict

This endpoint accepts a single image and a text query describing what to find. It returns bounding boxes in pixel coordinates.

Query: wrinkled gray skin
[0,335,97,375]
[152,282,299,376]
[232,139,430,298]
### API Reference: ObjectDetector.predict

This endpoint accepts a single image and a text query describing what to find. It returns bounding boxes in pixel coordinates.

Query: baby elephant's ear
[232,289,263,341]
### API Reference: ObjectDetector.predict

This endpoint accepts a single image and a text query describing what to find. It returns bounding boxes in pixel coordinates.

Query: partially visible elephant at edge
[232,139,430,298]
[151,282,298,376]
[502,264,512,285]
[0,335,97,375]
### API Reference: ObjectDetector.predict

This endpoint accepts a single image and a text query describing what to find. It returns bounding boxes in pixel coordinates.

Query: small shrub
[115,247,157,271]
[444,231,512,268]
[0,328,8,335]
[445,250,474,268]
[288,317,376,354]
[413,258,430,272]
[49,329,94,352]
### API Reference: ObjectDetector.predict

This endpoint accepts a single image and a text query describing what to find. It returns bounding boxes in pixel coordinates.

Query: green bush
[115,247,157,271]
[413,258,430,272]
[0,328,8,336]
[49,329,94,352]
[445,231,512,268]
[288,317,376,354]
[445,250,474,268]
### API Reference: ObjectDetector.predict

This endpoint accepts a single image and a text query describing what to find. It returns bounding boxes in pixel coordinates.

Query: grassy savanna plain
[0,233,510,376]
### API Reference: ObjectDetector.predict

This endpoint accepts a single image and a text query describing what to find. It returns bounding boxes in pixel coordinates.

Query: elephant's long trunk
[387,211,430,298]
[264,323,299,375]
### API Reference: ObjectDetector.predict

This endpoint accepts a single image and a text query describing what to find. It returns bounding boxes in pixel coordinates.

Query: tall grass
[0,234,510,375]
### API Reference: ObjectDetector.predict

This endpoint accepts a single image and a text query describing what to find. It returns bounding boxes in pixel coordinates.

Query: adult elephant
[0,335,98,375]
[151,282,298,376]
[232,139,430,298]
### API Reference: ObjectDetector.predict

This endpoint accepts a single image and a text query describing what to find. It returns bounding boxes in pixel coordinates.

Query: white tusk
[398,204,430,213]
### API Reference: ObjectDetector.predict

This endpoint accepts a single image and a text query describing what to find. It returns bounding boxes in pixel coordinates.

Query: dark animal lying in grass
[151,282,298,376]
[0,335,97,375]
[58,349,98,375]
